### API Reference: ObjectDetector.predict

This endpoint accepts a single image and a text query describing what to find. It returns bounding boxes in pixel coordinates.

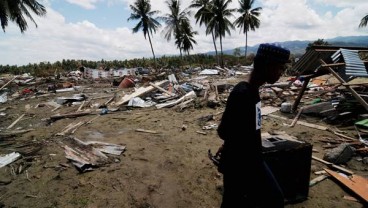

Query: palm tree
[162,0,192,58]
[0,0,46,33]
[234,0,261,61]
[359,14,368,28]
[190,0,219,64]
[207,0,235,67]
[128,0,161,65]
[179,20,198,56]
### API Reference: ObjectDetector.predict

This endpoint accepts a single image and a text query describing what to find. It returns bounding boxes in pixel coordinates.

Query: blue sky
[1,0,368,66]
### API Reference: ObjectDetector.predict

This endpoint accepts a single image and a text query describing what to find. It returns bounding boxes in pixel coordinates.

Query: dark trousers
[221,161,284,208]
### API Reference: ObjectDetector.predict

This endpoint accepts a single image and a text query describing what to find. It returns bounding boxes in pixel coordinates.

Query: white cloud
[242,0,368,45]
[313,0,368,7]
[0,7,182,65]
[1,0,368,66]
[66,0,100,10]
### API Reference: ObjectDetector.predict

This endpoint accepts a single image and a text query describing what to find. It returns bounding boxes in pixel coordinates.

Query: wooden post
[292,77,311,113]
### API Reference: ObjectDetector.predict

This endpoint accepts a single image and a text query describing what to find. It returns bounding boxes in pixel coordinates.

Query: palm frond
[359,14,368,28]
[1,0,46,33]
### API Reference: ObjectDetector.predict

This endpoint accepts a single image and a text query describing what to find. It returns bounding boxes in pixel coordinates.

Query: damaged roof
[292,45,368,77]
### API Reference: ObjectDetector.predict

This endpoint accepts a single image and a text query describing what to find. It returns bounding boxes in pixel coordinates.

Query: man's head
[255,43,290,63]
[253,43,291,84]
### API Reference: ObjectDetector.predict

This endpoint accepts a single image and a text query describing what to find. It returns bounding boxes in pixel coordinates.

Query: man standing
[217,43,290,208]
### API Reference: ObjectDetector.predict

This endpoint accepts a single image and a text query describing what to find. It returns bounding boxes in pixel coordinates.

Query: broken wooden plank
[0,76,18,91]
[77,100,85,112]
[309,174,328,187]
[214,85,219,101]
[50,111,92,120]
[175,98,194,110]
[149,82,175,96]
[51,105,61,112]
[0,107,10,112]
[86,115,100,124]
[115,80,169,106]
[297,120,329,131]
[331,131,356,141]
[156,91,196,109]
[312,155,354,175]
[321,63,346,67]
[314,170,327,175]
[104,94,116,105]
[0,152,21,168]
[7,114,25,129]
[267,114,329,131]
[324,168,368,203]
[135,128,158,134]
[343,195,359,202]
[289,107,303,127]
[71,122,85,134]
[56,122,79,136]
[0,129,34,137]
[196,130,207,135]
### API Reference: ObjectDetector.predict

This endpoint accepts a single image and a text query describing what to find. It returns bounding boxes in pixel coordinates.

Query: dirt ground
[0,74,367,208]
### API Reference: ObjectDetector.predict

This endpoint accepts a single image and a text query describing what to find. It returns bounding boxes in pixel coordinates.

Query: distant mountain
[206,35,368,57]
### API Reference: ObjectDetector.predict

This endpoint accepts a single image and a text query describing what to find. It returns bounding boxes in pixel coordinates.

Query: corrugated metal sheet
[291,45,368,76]
[330,48,368,81]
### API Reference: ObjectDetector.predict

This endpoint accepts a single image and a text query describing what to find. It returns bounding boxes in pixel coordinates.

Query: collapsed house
[290,45,368,113]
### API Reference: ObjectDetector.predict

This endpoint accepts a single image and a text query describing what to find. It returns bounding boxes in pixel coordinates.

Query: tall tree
[162,0,192,58]
[179,20,197,56]
[0,0,46,33]
[128,0,161,65]
[234,0,261,61]
[359,14,368,28]
[190,0,219,64]
[207,0,235,67]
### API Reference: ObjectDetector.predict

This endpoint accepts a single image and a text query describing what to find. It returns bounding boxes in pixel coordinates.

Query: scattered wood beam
[312,155,354,175]
[0,76,18,91]
[267,114,328,131]
[115,80,169,106]
[0,129,34,137]
[50,111,91,120]
[149,82,175,96]
[77,101,85,112]
[309,174,328,187]
[135,128,158,134]
[289,107,303,127]
[7,114,25,129]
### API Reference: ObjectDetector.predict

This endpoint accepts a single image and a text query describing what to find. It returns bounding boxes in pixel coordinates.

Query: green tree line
[0,54,249,76]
